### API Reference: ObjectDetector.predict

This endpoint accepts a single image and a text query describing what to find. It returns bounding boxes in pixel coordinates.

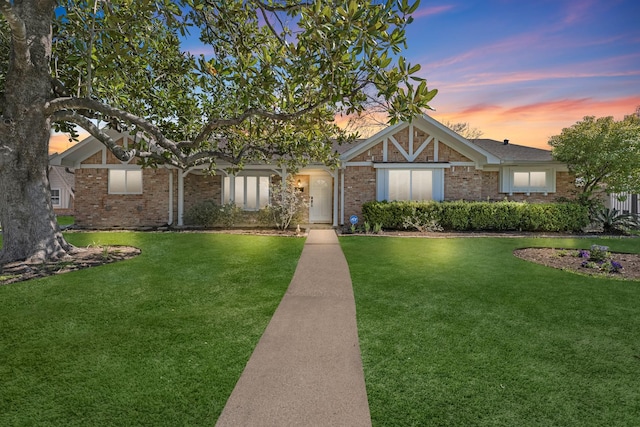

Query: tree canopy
[549,114,640,200]
[0,0,436,263]
[4,0,436,170]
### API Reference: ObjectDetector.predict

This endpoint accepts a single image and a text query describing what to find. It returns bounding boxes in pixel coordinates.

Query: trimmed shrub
[183,200,241,228]
[183,199,221,227]
[362,200,589,232]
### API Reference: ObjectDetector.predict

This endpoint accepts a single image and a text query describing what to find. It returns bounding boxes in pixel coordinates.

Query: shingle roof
[332,138,365,155]
[470,139,553,162]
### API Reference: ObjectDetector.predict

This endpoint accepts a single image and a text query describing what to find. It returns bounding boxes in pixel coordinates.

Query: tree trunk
[0,0,73,264]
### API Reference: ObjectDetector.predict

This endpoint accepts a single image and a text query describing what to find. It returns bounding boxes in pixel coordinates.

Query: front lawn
[0,232,304,426]
[341,236,640,426]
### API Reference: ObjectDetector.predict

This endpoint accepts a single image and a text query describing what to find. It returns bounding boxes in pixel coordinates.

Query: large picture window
[108,169,143,194]
[223,175,270,210]
[377,167,443,202]
[388,170,433,201]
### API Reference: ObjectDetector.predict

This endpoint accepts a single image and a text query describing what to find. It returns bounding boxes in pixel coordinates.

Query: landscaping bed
[515,247,640,280]
[0,245,141,285]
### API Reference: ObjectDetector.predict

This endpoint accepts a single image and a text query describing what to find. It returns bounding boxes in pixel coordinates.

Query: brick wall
[477,170,579,202]
[343,166,376,220]
[444,167,483,200]
[183,173,222,214]
[75,168,175,228]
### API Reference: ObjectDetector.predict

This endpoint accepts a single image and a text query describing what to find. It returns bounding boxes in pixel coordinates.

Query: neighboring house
[47,157,75,215]
[51,115,579,229]
[608,193,639,214]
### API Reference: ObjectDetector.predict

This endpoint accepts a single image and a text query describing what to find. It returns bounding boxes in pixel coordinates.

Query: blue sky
[50,0,640,153]
[408,0,640,148]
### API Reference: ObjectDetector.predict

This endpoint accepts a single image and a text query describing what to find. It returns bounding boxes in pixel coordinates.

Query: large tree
[549,114,640,202]
[0,0,436,264]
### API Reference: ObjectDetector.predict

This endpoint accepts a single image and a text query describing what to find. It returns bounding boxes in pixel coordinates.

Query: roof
[339,115,502,165]
[48,164,75,189]
[470,139,553,162]
[332,138,365,155]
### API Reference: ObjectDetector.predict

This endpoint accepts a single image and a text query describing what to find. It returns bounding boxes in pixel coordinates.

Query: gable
[51,129,136,168]
[341,115,501,167]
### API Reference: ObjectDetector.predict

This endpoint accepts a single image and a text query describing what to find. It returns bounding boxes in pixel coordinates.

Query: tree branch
[252,0,312,13]
[192,78,371,145]
[0,0,29,67]
[45,97,185,157]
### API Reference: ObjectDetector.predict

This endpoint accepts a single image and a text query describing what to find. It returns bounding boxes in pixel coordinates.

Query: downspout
[177,171,185,226]
[332,169,338,227]
[168,169,174,225]
[340,167,345,225]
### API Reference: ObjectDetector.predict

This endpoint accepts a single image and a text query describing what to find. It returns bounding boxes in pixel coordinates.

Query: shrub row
[361,200,590,232]
[183,199,304,229]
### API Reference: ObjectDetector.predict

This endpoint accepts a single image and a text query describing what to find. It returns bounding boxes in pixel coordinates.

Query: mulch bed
[0,246,141,286]
[514,247,640,281]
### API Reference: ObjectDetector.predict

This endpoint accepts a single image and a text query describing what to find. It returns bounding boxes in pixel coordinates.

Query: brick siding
[75,168,176,228]
[343,166,376,220]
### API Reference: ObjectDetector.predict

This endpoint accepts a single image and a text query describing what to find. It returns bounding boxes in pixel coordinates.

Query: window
[108,170,143,194]
[51,189,61,206]
[377,168,443,201]
[513,171,546,189]
[388,170,433,201]
[502,168,554,194]
[223,175,270,210]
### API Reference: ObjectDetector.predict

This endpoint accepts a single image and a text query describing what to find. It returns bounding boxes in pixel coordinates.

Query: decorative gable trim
[340,115,501,166]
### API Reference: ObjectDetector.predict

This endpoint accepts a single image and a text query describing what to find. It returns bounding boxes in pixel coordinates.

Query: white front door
[309,175,332,223]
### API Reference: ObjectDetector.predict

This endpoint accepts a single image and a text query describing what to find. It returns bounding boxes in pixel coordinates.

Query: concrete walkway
[216,230,371,427]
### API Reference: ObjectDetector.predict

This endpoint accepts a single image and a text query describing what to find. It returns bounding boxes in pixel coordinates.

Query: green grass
[56,215,75,226]
[0,232,304,426]
[341,236,640,426]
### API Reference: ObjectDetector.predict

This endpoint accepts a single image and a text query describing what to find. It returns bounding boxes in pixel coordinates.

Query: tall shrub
[266,178,308,230]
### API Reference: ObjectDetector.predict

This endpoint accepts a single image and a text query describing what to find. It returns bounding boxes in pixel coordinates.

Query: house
[51,115,579,228]
[47,157,75,215]
[608,193,639,214]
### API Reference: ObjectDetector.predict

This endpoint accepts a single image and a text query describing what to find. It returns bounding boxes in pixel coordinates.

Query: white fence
[608,193,639,214]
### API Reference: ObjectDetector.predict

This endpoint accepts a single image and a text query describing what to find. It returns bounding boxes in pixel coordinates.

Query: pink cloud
[411,5,455,19]
[562,0,598,25]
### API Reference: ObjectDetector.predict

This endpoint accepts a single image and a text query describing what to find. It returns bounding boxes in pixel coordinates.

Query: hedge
[361,200,589,232]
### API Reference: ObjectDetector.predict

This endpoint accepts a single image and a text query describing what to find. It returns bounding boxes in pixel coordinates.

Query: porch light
[297,179,302,187]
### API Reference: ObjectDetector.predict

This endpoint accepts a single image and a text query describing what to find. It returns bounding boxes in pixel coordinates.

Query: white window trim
[501,167,555,195]
[223,173,271,211]
[376,168,444,201]
[108,169,143,194]
[51,188,61,206]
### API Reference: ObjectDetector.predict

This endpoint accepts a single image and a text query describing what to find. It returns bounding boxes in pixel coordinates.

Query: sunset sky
[50,0,640,153]
[408,0,640,148]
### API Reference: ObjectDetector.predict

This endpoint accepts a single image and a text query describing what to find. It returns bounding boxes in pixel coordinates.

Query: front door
[309,175,332,223]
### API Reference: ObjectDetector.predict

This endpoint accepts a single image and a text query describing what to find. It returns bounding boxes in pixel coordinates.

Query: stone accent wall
[343,166,376,220]
[75,168,175,228]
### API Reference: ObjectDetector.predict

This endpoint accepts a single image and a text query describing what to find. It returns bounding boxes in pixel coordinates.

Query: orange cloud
[49,132,88,155]
[432,96,640,149]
